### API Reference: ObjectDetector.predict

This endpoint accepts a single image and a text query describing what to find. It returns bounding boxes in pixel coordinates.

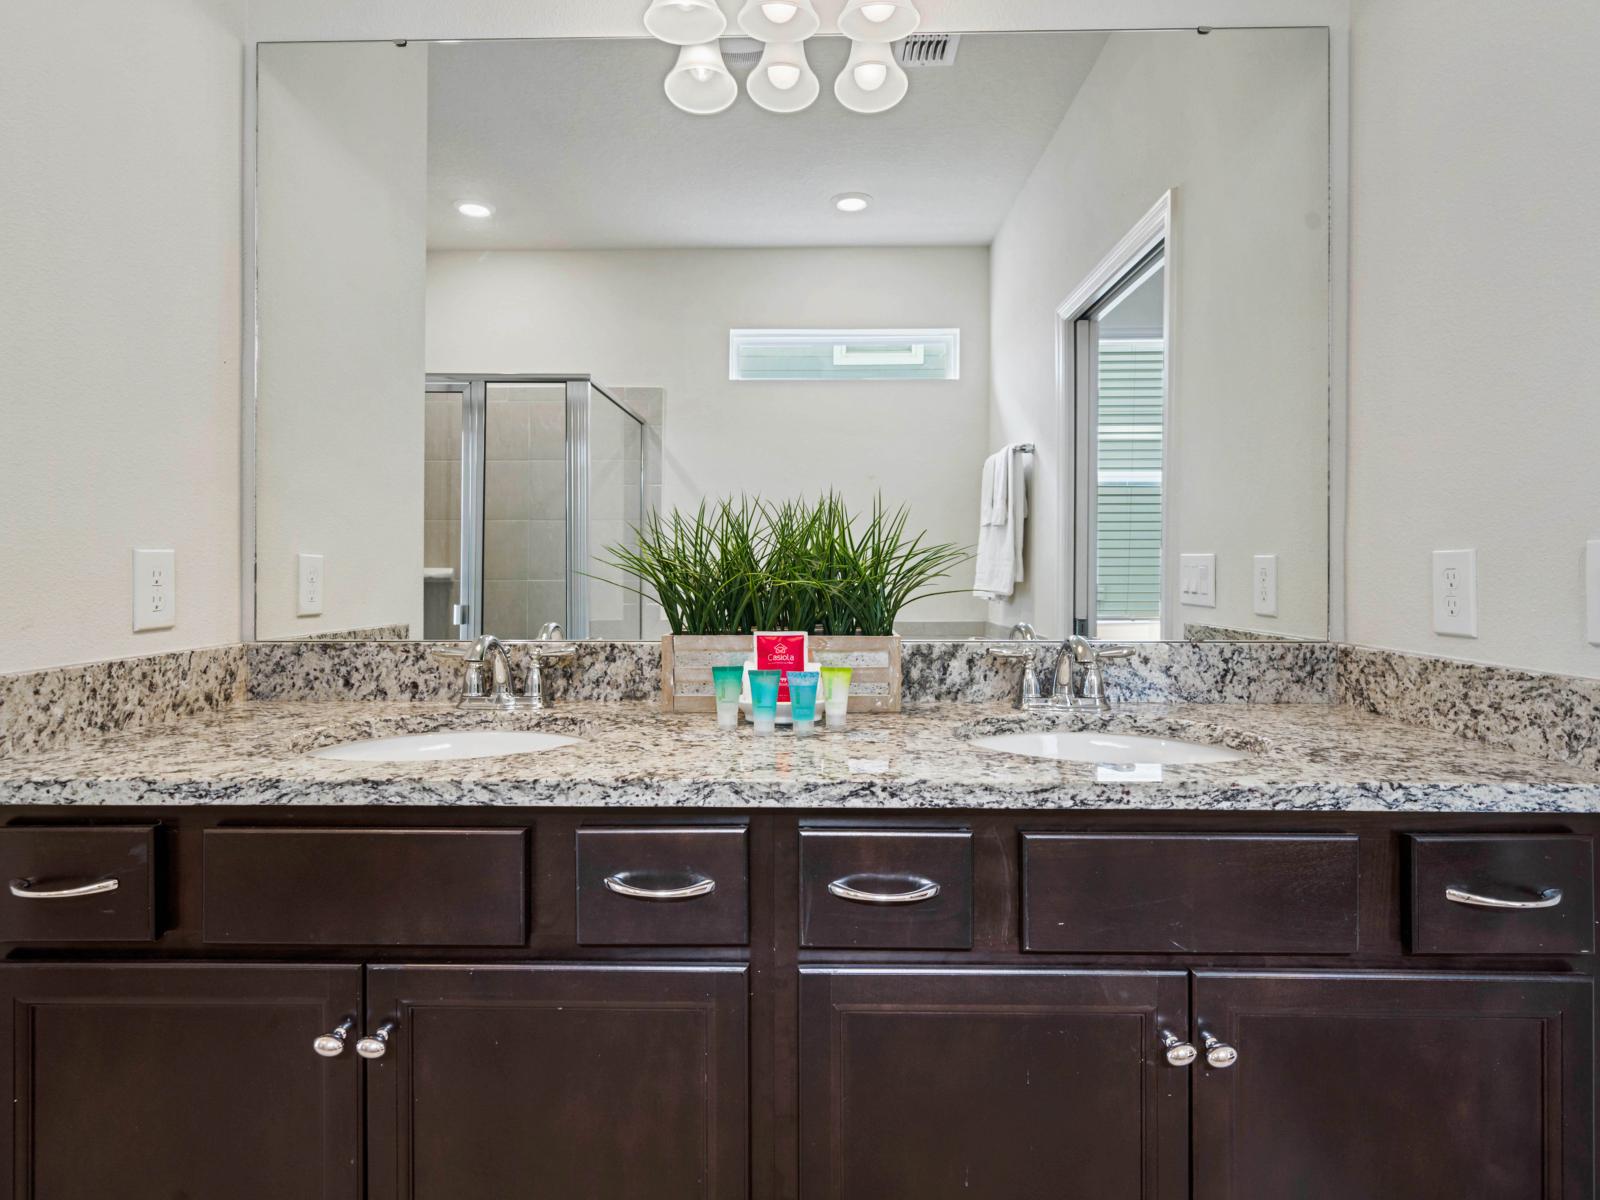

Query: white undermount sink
[972,730,1246,766]
[311,730,580,763]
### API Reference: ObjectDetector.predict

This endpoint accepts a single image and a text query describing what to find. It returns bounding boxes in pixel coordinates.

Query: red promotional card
[754,631,808,703]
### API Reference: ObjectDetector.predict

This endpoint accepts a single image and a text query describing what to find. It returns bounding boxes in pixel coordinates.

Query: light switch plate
[1179,553,1216,608]
[1431,548,1477,638]
[297,553,325,617]
[132,549,176,632]
[1252,554,1278,617]
[1587,540,1600,646]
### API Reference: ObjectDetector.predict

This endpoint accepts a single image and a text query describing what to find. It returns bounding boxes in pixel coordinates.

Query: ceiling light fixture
[737,0,820,43]
[456,201,494,218]
[838,0,921,42]
[833,192,872,213]
[664,41,738,114]
[747,41,820,112]
[643,0,728,45]
[834,41,907,112]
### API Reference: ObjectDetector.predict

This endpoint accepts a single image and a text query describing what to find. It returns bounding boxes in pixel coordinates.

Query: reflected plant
[595,492,969,637]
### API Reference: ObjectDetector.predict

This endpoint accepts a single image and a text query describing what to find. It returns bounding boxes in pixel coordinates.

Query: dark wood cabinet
[365,963,749,1200]
[1192,971,1595,1200]
[799,968,1189,1200]
[0,963,362,1200]
[0,809,1593,1200]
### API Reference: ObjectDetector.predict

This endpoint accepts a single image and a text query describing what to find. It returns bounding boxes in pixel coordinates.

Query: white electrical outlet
[132,549,176,632]
[1432,548,1477,638]
[1252,554,1279,617]
[1179,553,1216,608]
[1586,540,1600,646]
[297,553,325,617]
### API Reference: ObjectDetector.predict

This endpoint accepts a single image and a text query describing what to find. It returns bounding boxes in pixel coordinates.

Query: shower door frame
[427,373,644,641]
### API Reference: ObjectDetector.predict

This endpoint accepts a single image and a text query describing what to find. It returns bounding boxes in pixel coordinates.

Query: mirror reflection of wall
[253,28,1331,643]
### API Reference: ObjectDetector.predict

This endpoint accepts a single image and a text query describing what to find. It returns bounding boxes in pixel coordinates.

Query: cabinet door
[0,963,362,1200]
[799,968,1189,1200]
[1193,971,1594,1200]
[366,964,748,1200]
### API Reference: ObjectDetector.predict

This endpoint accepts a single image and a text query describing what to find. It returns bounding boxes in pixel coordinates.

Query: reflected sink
[312,730,581,763]
[972,730,1246,766]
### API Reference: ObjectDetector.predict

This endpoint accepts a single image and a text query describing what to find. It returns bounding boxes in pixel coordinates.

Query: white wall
[255,42,429,639]
[0,0,246,675]
[426,247,991,629]
[988,28,1331,640]
[1347,0,1600,678]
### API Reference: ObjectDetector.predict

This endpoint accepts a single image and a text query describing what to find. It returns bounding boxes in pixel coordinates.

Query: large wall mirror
[250,26,1332,644]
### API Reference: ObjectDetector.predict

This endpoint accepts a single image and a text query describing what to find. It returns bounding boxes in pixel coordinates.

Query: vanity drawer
[800,828,972,949]
[0,825,158,942]
[202,827,527,946]
[1408,834,1594,955]
[1022,833,1360,953]
[577,825,748,945]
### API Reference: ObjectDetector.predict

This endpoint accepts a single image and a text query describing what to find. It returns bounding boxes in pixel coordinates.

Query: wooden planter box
[660,634,902,714]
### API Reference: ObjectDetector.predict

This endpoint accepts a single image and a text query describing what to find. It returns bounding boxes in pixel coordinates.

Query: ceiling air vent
[895,33,961,68]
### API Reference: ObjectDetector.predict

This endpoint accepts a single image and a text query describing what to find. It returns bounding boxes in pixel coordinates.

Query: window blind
[1095,339,1164,620]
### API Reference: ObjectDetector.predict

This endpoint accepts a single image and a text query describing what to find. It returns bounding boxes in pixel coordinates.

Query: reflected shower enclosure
[423,375,644,640]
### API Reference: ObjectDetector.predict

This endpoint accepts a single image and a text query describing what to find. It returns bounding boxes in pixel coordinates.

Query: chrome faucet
[431,634,519,709]
[1049,635,1134,711]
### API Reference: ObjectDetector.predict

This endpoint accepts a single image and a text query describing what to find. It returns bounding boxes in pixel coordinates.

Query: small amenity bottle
[787,670,820,735]
[748,669,781,735]
[711,664,744,729]
[820,666,852,729]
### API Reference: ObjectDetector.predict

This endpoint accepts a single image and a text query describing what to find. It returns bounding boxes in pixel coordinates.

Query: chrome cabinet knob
[1203,1033,1238,1069]
[356,1021,396,1060]
[313,1017,354,1058]
[1160,1031,1197,1067]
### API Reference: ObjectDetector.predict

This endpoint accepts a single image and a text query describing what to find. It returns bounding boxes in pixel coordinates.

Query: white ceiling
[426,32,1108,250]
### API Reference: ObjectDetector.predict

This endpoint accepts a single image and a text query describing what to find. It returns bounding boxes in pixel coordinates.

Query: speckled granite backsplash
[5,637,1599,775]
[0,645,247,758]
[245,637,1337,707]
[1339,645,1600,771]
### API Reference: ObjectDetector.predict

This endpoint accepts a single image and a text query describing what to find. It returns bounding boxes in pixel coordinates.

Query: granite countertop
[0,699,1596,813]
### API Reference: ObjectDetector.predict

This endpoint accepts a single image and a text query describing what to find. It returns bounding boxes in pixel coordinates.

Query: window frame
[727,328,961,383]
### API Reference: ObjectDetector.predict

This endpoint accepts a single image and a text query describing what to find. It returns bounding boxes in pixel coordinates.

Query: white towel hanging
[973,444,1029,599]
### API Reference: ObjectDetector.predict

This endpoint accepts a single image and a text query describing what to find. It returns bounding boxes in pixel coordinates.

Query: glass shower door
[586,388,644,639]
[482,382,569,640]
[429,374,646,641]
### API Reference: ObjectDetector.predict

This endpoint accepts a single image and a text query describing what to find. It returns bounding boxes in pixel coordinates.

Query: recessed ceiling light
[833,192,872,213]
[456,201,494,218]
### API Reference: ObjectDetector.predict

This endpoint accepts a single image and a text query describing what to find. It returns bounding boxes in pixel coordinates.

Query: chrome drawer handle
[1446,886,1563,910]
[357,1022,396,1060]
[603,872,716,901]
[826,874,941,905]
[314,1017,354,1059]
[8,877,119,900]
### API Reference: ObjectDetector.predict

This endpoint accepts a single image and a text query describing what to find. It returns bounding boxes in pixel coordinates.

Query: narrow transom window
[729,329,960,381]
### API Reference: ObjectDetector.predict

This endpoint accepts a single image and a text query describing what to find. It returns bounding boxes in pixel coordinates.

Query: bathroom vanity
[0,700,1593,1199]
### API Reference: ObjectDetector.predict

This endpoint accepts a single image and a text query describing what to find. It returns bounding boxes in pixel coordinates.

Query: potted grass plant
[597,493,967,713]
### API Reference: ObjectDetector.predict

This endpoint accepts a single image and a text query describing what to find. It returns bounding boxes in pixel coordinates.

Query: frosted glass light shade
[834,41,908,113]
[664,42,738,114]
[747,41,820,112]
[644,0,728,46]
[837,0,920,42]
[737,0,820,42]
